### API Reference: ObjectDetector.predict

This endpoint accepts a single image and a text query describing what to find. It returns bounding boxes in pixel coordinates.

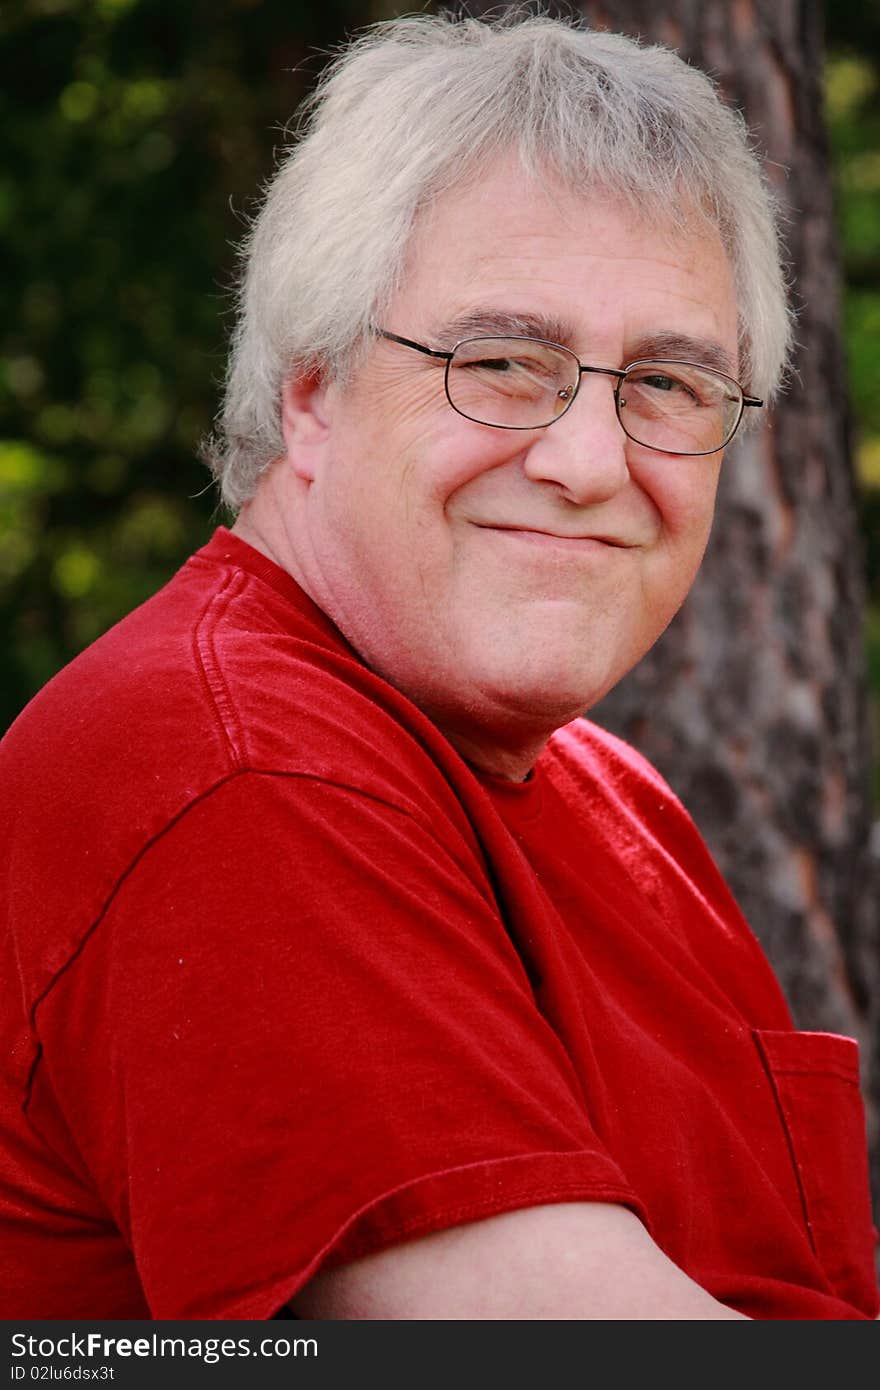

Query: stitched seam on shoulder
[22,770,253,1114]
[239,767,455,826]
[21,767,479,1111]
[192,568,248,766]
[234,768,499,908]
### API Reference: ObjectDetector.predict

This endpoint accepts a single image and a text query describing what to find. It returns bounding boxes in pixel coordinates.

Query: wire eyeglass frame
[375,327,763,457]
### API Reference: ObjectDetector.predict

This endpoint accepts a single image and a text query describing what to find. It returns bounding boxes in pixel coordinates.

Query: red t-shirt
[1,528,877,1319]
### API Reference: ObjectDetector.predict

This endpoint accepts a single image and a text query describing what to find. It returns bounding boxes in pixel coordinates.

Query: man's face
[282,166,739,775]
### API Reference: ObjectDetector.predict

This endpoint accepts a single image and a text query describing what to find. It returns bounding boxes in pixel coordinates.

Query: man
[1,13,877,1320]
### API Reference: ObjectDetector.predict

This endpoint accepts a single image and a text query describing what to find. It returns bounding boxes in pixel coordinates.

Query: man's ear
[280,372,331,482]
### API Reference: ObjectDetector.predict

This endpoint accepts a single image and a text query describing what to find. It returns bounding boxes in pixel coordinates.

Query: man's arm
[289,1201,748,1319]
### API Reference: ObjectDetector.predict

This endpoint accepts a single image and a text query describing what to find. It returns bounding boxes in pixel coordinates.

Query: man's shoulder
[2,532,250,797]
[548,715,681,804]
[0,527,440,798]
[1,528,479,1035]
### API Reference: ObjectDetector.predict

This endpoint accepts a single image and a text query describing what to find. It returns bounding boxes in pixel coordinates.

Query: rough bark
[464,0,880,1223]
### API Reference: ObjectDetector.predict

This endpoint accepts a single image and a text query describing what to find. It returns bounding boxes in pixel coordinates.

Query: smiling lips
[475,523,634,549]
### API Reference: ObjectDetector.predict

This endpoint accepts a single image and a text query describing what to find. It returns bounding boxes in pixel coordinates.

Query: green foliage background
[2,0,878,782]
[0,0,374,723]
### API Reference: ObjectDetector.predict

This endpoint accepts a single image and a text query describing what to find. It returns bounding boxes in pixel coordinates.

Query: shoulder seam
[23,770,251,1112]
[22,765,487,1113]
[191,567,250,767]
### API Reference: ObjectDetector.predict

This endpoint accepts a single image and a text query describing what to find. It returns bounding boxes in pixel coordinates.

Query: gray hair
[208,11,792,509]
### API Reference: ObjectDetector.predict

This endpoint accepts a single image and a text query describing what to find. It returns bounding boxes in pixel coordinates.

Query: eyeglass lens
[446,337,743,454]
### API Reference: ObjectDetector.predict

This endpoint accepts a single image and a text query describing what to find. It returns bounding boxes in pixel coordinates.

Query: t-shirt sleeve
[36,770,643,1319]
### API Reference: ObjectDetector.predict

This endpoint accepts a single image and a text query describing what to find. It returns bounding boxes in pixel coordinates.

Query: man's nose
[522,374,631,503]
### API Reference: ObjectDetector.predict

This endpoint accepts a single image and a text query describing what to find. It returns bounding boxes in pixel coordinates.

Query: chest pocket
[753,1028,878,1314]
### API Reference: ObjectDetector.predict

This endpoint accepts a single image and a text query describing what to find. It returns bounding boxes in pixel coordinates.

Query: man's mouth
[474,523,634,549]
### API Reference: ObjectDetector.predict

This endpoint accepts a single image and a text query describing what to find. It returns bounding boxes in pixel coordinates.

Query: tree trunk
[465,0,880,1226]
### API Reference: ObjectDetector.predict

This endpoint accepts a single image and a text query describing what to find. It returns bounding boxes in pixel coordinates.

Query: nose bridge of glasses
[578,363,628,384]
[547,364,628,458]
[558,360,627,411]
[526,359,630,494]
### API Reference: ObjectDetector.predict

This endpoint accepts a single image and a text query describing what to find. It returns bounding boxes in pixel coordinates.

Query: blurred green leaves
[826,50,880,478]
[0,0,373,729]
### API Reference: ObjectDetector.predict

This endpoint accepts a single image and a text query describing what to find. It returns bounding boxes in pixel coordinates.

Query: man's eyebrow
[626,332,737,377]
[429,308,575,346]
[428,313,737,377]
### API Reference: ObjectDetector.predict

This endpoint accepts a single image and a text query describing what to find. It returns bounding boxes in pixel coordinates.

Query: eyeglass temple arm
[377,328,765,407]
[578,362,763,409]
[375,329,452,362]
[576,360,764,411]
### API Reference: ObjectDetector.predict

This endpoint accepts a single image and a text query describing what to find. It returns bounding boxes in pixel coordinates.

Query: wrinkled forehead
[390,155,738,355]
[419,144,723,239]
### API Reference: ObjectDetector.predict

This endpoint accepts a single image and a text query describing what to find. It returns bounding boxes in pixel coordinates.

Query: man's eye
[472,355,556,379]
[466,357,513,371]
[638,373,679,392]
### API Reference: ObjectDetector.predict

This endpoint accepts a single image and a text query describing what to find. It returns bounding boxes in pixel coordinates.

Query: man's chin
[469,663,614,732]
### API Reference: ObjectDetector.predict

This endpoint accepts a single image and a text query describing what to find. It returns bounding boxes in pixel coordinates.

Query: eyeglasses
[375,328,763,457]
